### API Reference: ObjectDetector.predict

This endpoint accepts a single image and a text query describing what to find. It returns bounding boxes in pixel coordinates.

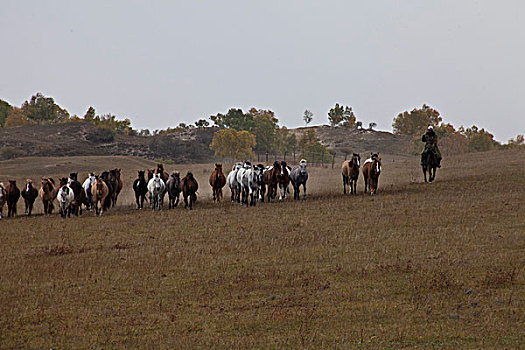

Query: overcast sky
[1,1,524,141]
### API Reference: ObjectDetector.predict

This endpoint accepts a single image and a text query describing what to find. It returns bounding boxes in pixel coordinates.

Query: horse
[115,168,123,202]
[166,171,181,209]
[156,163,170,183]
[362,153,382,195]
[147,168,155,181]
[227,162,243,203]
[181,172,198,210]
[100,171,114,210]
[6,180,21,218]
[290,159,309,200]
[0,183,7,219]
[342,153,361,195]
[91,176,109,216]
[21,179,39,216]
[109,169,121,207]
[82,173,97,210]
[236,161,252,204]
[278,161,291,200]
[68,173,85,216]
[240,164,262,206]
[422,141,438,183]
[209,163,226,202]
[57,179,75,218]
[261,161,282,202]
[147,173,166,210]
[133,170,149,209]
[40,178,57,215]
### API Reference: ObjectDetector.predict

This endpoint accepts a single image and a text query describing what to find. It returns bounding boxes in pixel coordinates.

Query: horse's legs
[343,175,347,194]
[422,166,427,183]
[302,183,307,200]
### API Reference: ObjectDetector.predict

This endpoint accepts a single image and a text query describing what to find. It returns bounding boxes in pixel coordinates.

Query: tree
[210,108,253,131]
[368,122,377,130]
[460,125,499,152]
[83,106,96,122]
[21,93,70,124]
[0,99,12,127]
[249,108,279,153]
[195,119,210,128]
[392,104,442,135]
[209,129,256,160]
[303,109,313,127]
[328,103,355,128]
[4,108,34,127]
[507,134,524,148]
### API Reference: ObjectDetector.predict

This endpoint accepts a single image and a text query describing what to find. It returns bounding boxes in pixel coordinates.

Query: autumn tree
[460,125,499,152]
[21,93,70,124]
[303,109,313,127]
[507,134,525,148]
[328,103,356,128]
[392,104,442,135]
[4,107,34,127]
[209,129,256,161]
[0,99,12,127]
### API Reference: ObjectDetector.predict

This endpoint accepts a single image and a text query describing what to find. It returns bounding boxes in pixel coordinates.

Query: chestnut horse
[342,153,361,195]
[279,161,291,200]
[181,172,198,210]
[0,183,7,219]
[109,169,121,207]
[362,153,382,195]
[209,163,226,202]
[6,180,21,218]
[156,163,169,182]
[261,161,281,202]
[40,178,57,215]
[21,179,39,216]
[91,176,109,216]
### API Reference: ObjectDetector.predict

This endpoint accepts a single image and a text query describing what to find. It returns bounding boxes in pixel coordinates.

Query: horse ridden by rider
[421,126,442,183]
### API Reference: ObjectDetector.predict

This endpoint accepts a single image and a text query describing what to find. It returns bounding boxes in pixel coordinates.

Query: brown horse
[147,168,155,181]
[21,179,39,216]
[156,163,169,183]
[6,180,21,218]
[91,176,109,216]
[115,168,123,202]
[209,163,226,202]
[40,178,57,215]
[68,173,85,216]
[261,161,281,202]
[362,153,382,195]
[278,161,291,200]
[181,172,198,210]
[109,169,122,207]
[0,182,7,219]
[342,153,361,195]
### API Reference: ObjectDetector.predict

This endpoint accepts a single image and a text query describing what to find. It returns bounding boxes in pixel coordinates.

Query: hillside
[0,122,413,162]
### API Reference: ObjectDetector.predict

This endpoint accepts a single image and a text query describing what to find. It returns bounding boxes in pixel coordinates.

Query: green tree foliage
[83,106,96,121]
[328,103,356,128]
[81,106,134,135]
[21,93,70,124]
[0,99,12,127]
[210,129,256,160]
[195,119,210,128]
[303,109,313,127]
[459,125,500,152]
[392,104,442,135]
[298,129,331,161]
[210,108,253,130]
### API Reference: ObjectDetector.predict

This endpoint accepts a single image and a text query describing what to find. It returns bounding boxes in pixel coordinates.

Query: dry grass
[0,151,524,348]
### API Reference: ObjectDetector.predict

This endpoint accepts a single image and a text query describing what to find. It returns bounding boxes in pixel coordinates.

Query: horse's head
[147,168,154,180]
[138,170,145,180]
[69,173,78,181]
[173,171,180,179]
[109,169,117,182]
[186,172,194,180]
[156,163,164,173]
[374,157,382,176]
[115,168,122,179]
[215,163,223,172]
[25,179,33,192]
[272,161,282,179]
[101,171,109,181]
[243,160,251,169]
[233,162,243,171]
[59,178,68,187]
[280,161,288,174]
[298,160,308,176]
[352,153,361,168]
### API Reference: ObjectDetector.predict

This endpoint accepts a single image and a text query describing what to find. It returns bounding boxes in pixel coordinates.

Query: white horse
[57,185,75,218]
[227,162,243,203]
[147,174,166,210]
[236,161,252,204]
[82,173,96,210]
[240,165,262,206]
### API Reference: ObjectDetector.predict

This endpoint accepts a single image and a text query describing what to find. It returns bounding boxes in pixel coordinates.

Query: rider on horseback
[421,126,442,168]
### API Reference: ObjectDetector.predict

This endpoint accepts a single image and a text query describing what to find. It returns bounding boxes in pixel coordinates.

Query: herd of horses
[0,151,436,219]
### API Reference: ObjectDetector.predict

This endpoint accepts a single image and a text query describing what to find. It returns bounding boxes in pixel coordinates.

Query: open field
[0,151,524,348]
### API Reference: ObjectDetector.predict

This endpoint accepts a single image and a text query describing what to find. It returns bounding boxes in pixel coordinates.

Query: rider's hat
[427,125,434,130]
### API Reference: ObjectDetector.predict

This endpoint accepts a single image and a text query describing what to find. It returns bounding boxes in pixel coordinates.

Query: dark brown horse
[0,182,7,219]
[109,169,121,207]
[181,172,198,210]
[342,153,361,195]
[278,161,291,200]
[362,153,382,195]
[209,163,226,202]
[21,179,39,216]
[6,180,20,217]
[40,178,57,215]
[156,163,169,183]
[68,173,85,216]
[261,161,281,202]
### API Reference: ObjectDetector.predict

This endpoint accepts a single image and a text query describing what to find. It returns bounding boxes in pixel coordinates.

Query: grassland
[0,151,524,348]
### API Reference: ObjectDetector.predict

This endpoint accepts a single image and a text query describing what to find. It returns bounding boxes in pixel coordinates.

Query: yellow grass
[0,151,524,348]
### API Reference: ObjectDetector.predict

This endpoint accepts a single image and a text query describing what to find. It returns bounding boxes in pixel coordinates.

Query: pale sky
[1,1,524,142]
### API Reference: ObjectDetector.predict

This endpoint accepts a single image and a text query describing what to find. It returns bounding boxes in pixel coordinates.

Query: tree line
[1,93,523,162]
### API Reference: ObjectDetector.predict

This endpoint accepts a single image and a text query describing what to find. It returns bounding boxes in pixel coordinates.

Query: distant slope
[0,122,413,162]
